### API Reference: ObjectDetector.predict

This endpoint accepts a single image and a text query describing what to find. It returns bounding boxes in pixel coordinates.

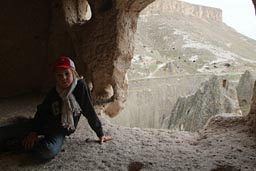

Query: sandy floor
[0,95,256,171]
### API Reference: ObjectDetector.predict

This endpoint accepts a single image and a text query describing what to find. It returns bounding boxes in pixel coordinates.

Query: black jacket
[31,79,104,138]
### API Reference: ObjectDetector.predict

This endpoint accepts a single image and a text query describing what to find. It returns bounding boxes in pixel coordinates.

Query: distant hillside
[128,0,256,79]
[143,0,222,22]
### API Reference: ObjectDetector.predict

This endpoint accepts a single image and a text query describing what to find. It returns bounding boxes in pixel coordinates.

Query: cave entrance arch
[110,0,252,131]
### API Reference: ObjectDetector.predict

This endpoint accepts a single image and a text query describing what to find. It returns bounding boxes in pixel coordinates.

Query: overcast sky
[182,0,256,40]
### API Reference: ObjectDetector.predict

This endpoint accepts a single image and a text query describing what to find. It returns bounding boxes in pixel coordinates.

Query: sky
[182,0,256,40]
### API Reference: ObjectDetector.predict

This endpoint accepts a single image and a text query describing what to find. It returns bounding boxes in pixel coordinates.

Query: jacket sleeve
[31,89,53,133]
[80,80,104,138]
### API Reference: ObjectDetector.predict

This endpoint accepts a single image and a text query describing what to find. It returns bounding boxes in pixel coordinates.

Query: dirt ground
[0,116,256,171]
[0,95,256,171]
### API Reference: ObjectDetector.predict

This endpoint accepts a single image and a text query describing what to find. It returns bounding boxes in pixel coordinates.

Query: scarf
[56,78,82,131]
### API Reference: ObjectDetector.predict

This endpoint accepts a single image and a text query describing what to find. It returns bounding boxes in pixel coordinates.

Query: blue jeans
[0,118,65,160]
[32,133,65,160]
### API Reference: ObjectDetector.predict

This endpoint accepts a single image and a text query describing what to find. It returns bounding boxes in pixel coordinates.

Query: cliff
[141,0,222,22]
[129,0,256,80]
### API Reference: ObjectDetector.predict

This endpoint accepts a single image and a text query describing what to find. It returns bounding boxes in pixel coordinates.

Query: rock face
[131,0,256,79]
[142,0,222,22]
[0,0,154,117]
[247,76,256,132]
[236,71,256,114]
[163,75,241,131]
[48,0,146,117]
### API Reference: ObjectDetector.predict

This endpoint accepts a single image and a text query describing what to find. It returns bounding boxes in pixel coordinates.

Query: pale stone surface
[163,75,241,131]
[236,71,256,108]
[247,79,256,132]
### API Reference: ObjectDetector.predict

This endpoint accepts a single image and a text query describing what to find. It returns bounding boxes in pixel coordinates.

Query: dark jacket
[31,79,104,138]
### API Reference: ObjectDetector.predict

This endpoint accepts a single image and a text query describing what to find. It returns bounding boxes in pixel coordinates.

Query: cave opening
[109,0,255,132]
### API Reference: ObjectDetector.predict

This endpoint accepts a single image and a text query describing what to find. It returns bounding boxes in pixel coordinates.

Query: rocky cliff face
[130,0,256,79]
[236,71,256,114]
[141,0,222,22]
[163,75,241,131]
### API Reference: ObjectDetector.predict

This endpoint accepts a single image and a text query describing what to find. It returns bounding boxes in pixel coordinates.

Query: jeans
[32,133,65,160]
[0,118,65,160]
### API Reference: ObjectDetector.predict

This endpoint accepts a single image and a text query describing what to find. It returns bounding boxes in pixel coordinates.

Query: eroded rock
[236,70,256,114]
[163,75,241,131]
[61,0,154,117]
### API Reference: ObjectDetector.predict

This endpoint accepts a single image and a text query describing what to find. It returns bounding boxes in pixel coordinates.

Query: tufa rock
[163,75,241,131]
[236,70,256,108]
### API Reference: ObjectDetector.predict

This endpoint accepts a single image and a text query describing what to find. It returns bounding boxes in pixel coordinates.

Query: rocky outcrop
[111,74,209,128]
[141,0,222,22]
[52,0,142,117]
[163,75,241,131]
[247,77,256,132]
[236,70,256,113]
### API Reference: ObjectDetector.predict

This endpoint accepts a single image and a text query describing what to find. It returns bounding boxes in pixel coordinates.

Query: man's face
[55,68,74,89]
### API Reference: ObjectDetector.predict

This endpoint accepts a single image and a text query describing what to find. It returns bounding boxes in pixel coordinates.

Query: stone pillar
[61,0,155,117]
[248,81,256,131]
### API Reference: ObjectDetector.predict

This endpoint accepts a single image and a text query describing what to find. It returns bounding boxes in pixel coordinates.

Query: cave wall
[0,0,51,97]
[61,0,155,117]
[0,0,155,117]
[253,0,256,15]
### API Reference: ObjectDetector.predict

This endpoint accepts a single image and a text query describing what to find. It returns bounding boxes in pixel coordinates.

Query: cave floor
[0,95,256,171]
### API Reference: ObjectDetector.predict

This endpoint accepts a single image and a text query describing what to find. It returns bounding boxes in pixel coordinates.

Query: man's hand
[22,132,38,151]
[99,136,112,144]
